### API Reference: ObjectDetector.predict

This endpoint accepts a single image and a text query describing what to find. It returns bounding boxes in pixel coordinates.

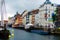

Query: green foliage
[52,8,58,22]
[8,17,11,19]
[52,14,56,22]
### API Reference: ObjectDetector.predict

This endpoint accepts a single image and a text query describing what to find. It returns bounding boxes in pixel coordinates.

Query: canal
[1,27,60,40]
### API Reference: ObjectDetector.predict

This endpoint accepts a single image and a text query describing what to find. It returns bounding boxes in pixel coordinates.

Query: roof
[21,10,27,16]
[44,0,51,4]
[14,12,22,17]
[31,9,39,14]
[22,9,39,18]
[40,0,52,8]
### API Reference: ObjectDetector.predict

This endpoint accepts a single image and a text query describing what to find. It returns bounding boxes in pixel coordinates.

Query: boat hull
[13,27,24,30]
[0,30,10,39]
[25,27,49,35]
[8,24,12,27]
[31,30,49,35]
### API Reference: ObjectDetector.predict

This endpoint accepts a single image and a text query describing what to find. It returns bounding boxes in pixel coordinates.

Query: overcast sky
[0,0,60,20]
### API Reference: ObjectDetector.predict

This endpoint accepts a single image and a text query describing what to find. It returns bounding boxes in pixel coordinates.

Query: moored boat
[8,24,12,27]
[51,27,60,35]
[0,26,10,39]
[31,30,49,35]
[25,24,49,35]
[12,24,25,30]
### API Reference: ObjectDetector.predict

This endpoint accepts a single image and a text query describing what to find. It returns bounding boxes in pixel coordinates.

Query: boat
[0,0,10,39]
[0,25,10,39]
[31,30,49,35]
[12,24,25,30]
[25,23,49,35]
[8,24,12,27]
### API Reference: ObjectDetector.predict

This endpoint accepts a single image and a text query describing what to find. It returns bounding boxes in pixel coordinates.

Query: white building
[23,12,32,25]
[35,0,56,28]
[35,13,40,24]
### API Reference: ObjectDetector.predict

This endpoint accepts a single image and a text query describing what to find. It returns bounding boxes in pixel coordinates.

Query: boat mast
[1,0,6,27]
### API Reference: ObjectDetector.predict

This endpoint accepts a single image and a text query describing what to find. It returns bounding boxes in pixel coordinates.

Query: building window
[51,4,54,6]
[26,22,29,24]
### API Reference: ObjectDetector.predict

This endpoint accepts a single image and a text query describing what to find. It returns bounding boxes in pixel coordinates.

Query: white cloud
[0,0,60,20]
[5,0,46,13]
[50,0,60,4]
[5,3,16,20]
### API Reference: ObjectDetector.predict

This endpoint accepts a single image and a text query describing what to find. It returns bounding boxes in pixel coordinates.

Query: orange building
[12,12,23,27]
[12,9,39,27]
[15,14,23,25]
[22,9,39,25]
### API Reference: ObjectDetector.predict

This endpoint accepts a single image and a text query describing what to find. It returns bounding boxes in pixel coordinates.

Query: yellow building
[12,12,23,27]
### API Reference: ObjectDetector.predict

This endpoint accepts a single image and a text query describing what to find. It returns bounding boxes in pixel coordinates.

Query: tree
[52,8,57,22]
[52,14,56,22]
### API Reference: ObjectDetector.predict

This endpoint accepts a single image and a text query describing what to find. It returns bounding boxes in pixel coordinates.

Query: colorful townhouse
[8,17,15,27]
[12,12,23,27]
[37,0,56,28]
[22,10,32,25]
[22,9,39,25]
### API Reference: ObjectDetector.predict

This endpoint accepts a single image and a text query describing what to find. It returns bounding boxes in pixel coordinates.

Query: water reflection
[6,27,60,40]
[53,35,60,40]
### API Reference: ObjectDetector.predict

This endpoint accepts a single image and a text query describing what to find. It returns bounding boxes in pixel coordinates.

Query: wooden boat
[0,25,10,39]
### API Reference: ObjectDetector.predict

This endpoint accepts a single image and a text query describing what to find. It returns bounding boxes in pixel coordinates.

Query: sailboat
[0,0,10,39]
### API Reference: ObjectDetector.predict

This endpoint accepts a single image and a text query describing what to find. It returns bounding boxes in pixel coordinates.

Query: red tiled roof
[31,9,39,14]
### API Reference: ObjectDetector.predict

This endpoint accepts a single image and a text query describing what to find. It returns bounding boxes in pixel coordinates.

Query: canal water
[1,27,60,40]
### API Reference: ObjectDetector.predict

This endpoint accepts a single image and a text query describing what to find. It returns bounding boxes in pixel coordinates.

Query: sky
[0,0,60,20]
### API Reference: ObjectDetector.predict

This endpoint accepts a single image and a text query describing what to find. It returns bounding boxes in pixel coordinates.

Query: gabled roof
[21,10,28,18]
[14,12,22,17]
[22,9,39,18]
[44,0,51,4]
[31,9,39,14]
[21,10,27,16]
[40,0,52,8]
